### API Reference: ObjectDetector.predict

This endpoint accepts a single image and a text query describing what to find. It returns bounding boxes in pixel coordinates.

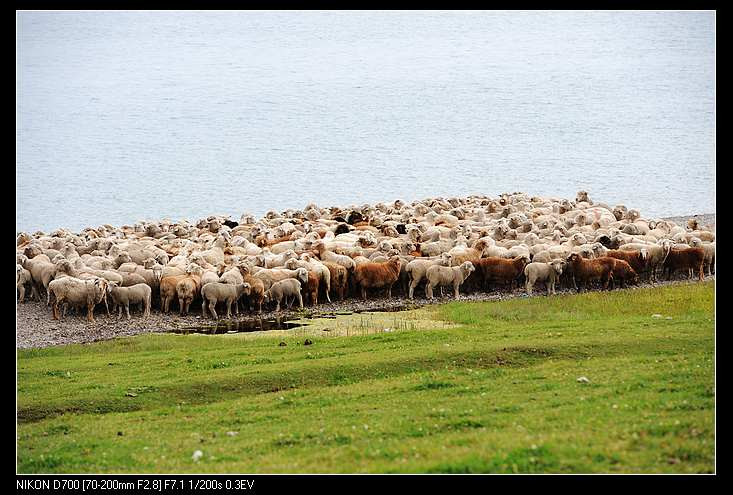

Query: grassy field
[16,281,715,473]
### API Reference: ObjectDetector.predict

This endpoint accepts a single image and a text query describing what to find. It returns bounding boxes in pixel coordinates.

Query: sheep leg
[209,301,218,320]
[87,303,95,323]
[386,284,393,299]
[408,278,418,299]
[52,300,60,320]
[275,300,281,312]
[125,304,131,320]
[298,293,303,309]
[454,283,460,300]
[202,298,208,317]
[31,283,41,304]
[118,304,123,319]
[603,273,612,290]
[18,285,25,303]
[226,300,233,319]
[426,283,433,299]
[361,286,367,301]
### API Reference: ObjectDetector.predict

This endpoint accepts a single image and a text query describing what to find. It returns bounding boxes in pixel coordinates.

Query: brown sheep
[609,259,638,289]
[176,271,202,315]
[606,249,648,275]
[473,256,529,291]
[322,261,348,300]
[662,247,705,281]
[352,256,402,300]
[304,271,320,306]
[242,274,265,314]
[159,274,188,313]
[566,253,615,292]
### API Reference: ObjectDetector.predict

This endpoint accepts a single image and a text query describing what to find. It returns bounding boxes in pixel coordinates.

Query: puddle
[172,318,308,335]
[169,304,418,335]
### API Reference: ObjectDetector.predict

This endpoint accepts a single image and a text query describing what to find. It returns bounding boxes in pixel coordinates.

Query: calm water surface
[17,11,715,233]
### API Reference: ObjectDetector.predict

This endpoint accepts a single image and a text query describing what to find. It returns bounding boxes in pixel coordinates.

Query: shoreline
[15,213,715,350]
[16,275,714,350]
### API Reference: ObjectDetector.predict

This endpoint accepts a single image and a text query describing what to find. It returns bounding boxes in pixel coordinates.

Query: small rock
[651,314,663,318]
[226,431,238,437]
[577,376,590,383]
[278,341,287,347]
[192,450,203,462]
[125,392,138,397]
[304,339,313,346]
[117,431,124,436]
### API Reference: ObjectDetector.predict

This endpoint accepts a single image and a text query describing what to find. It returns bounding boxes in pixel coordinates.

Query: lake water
[17,11,715,233]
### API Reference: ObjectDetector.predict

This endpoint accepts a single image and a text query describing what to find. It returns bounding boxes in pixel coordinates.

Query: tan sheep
[201,282,251,319]
[425,261,475,299]
[263,278,303,311]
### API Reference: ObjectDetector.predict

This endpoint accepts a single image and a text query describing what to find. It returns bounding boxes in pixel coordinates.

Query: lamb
[108,282,152,319]
[424,261,475,299]
[48,277,109,322]
[263,278,303,311]
[524,260,565,295]
[201,282,251,319]
[565,253,616,292]
[404,253,453,299]
[353,256,402,300]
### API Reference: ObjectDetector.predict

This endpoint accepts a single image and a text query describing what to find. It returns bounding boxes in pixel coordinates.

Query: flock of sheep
[16,191,715,323]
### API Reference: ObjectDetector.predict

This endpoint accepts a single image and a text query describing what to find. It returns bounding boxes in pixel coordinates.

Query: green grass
[16,281,715,473]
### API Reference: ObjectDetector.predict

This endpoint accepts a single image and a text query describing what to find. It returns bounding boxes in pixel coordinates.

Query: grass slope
[16,281,715,473]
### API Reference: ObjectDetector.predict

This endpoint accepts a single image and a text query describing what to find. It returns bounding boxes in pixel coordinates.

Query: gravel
[16,275,714,350]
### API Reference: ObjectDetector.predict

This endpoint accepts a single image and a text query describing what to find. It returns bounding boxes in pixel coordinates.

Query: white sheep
[524,261,565,295]
[108,283,152,319]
